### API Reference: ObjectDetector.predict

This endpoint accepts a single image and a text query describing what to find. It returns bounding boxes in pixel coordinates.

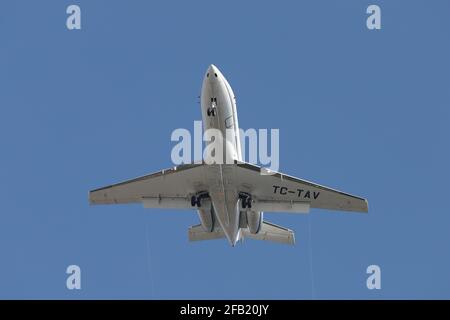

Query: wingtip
[364,199,369,213]
[88,190,98,205]
[88,191,94,205]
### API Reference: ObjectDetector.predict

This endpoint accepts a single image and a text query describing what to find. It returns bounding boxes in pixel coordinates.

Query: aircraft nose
[206,64,219,80]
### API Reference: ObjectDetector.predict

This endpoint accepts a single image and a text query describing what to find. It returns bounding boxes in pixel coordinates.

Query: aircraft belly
[204,164,240,244]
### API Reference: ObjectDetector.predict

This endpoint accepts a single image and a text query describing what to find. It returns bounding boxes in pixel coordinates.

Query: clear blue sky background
[0,0,449,299]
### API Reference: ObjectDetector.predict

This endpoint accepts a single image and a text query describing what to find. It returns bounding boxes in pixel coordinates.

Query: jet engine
[197,199,215,232]
[246,210,263,234]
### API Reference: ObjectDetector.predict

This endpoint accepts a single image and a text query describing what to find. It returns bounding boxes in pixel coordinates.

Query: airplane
[89,64,368,246]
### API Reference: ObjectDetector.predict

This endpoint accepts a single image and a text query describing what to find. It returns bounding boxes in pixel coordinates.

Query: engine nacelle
[197,199,215,232]
[246,210,263,234]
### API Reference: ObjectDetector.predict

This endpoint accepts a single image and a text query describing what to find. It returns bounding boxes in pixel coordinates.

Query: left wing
[89,164,207,209]
[233,162,368,213]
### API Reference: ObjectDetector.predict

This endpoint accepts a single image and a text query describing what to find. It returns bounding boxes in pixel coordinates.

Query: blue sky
[0,0,449,299]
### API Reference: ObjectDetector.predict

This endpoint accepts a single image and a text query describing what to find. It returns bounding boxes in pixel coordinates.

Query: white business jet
[89,65,368,246]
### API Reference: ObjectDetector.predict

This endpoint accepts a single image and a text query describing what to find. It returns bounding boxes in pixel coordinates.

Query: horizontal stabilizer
[242,221,295,245]
[188,224,225,242]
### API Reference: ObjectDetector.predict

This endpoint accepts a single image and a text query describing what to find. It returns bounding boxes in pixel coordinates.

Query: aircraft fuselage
[199,65,258,246]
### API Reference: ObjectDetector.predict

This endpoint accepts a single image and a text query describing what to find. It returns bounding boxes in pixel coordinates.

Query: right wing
[89,164,207,209]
